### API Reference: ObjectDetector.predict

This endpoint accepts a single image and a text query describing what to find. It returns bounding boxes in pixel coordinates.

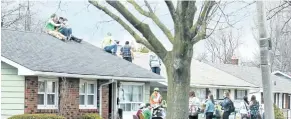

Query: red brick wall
[25,76,38,113]
[59,78,80,118]
[101,85,109,119]
[24,77,110,119]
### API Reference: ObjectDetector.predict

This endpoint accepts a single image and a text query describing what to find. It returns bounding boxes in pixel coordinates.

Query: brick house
[1,29,165,119]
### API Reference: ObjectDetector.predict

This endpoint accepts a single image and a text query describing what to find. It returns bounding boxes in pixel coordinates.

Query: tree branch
[185,1,197,29]
[281,16,291,31]
[127,0,150,17]
[267,3,290,20]
[89,0,167,58]
[165,0,177,23]
[144,0,174,43]
[190,1,215,41]
[88,0,155,52]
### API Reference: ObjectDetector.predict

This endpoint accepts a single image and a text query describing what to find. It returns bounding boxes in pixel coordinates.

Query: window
[38,78,58,109]
[119,83,144,112]
[195,88,206,101]
[217,89,231,100]
[79,80,97,109]
[235,90,247,100]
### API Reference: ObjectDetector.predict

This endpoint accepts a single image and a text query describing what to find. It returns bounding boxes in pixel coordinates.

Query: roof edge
[190,84,260,89]
[1,56,35,75]
[1,56,165,82]
[272,71,291,79]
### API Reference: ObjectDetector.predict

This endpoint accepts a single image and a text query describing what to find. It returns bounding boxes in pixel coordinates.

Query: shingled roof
[1,29,164,80]
[207,63,291,93]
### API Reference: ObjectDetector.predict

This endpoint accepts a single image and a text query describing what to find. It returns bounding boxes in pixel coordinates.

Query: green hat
[154,87,159,91]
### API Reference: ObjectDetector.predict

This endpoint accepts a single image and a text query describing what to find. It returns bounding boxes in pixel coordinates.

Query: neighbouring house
[1,29,165,119]
[133,53,260,108]
[208,61,291,117]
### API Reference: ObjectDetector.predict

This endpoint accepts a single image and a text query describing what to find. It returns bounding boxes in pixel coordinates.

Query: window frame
[37,77,58,109]
[235,89,247,100]
[79,79,97,109]
[118,82,145,112]
[195,88,206,101]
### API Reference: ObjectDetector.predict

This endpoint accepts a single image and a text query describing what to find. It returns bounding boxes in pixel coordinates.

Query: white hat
[139,103,145,109]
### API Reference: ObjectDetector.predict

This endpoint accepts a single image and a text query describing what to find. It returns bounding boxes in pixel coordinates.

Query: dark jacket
[221,97,232,112]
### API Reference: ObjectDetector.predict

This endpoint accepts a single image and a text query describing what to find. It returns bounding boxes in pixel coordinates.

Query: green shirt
[45,19,60,31]
[142,109,151,119]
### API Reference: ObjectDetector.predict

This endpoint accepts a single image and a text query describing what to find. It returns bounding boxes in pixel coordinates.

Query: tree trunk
[166,64,191,119]
[165,29,193,119]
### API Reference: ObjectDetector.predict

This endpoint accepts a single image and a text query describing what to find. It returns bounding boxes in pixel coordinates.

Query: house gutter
[99,79,114,117]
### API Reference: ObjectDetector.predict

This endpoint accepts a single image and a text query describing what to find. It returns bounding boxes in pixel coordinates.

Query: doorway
[108,84,112,119]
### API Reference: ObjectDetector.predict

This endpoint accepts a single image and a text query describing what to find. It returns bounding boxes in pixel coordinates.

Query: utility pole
[256,1,275,119]
[25,0,31,31]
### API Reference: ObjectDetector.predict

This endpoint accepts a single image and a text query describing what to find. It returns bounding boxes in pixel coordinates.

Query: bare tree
[194,52,208,62]
[204,28,242,64]
[1,0,45,32]
[88,0,217,118]
[250,2,291,72]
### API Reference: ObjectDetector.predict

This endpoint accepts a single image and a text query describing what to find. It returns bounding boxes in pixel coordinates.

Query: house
[1,29,165,119]
[133,53,260,108]
[208,62,291,112]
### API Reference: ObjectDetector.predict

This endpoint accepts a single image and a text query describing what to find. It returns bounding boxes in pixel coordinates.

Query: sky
[15,0,263,62]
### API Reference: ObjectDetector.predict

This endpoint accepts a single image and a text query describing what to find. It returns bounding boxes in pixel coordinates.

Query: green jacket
[142,109,151,119]
[45,19,60,31]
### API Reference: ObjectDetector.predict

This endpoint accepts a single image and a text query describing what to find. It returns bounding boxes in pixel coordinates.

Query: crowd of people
[188,91,262,119]
[45,14,82,43]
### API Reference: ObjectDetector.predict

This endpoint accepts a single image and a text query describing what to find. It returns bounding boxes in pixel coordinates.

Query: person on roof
[149,52,161,75]
[150,87,162,106]
[120,41,134,62]
[45,14,66,40]
[57,17,82,43]
[101,32,119,55]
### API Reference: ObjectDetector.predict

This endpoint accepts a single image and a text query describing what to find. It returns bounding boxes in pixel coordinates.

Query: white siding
[1,62,25,118]
[144,82,151,103]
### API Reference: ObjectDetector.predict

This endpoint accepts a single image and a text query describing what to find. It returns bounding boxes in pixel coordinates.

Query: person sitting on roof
[101,32,119,55]
[45,14,67,41]
[57,17,82,43]
[150,87,162,106]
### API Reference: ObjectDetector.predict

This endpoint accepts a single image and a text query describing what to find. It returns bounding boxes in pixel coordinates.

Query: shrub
[81,113,103,119]
[8,114,65,119]
[274,104,284,119]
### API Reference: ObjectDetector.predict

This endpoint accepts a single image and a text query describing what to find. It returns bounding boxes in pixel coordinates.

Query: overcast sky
[17,0,265,61]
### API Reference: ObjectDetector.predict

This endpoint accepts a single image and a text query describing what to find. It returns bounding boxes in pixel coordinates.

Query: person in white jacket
[149,52,161,75]
[189,91,201,119]
[239,96,250,119]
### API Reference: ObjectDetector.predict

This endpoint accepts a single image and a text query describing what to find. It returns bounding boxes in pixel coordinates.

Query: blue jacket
[221,97,231,112]
[205,100,215,113]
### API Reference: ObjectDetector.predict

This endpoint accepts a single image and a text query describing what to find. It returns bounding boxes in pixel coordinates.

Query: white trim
[157,82,259,89]
[1,56,165,82]
[120,82,145,85]
[118,82,145,112]
[272,71,291,79]
[37,77,59,109]
[190,84,260,89]
[79,79,98,109]
[1,56,34,75]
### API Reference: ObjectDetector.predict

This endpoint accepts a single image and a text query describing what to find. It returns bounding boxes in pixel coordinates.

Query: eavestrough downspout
[99,79,114,117]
